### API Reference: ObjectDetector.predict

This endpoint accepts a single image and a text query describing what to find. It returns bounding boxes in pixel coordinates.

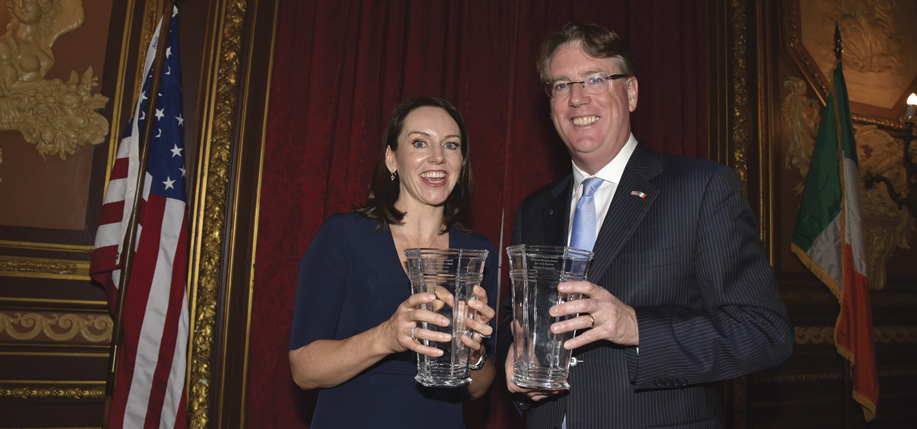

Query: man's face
[546,43,638,174]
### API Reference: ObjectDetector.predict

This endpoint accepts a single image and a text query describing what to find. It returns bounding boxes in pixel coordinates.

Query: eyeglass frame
[543,73,629,98]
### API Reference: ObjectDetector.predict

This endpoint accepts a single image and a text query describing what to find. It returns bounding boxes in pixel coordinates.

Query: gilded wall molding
[781,290,835,303]
[0,311,111,342]
[795,326,917,345]
[0,385,105,399]
[730,0,749,195]
[871,293,917,305]
[795,326,836,344]
[135,0,162,100]
[874,326,917,343]
[0,255,89,279]
[188,1,248,427]
[0,240,93,252]
[785,2,827,100]
[753,368,917,385]
[753,371,843,384]
[782,290,917,305]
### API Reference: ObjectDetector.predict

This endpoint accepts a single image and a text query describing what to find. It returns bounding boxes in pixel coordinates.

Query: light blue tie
[570,177,603,251]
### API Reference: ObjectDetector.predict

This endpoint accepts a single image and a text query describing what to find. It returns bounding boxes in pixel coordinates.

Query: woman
[0,0,84,87]
[289,97,498,428]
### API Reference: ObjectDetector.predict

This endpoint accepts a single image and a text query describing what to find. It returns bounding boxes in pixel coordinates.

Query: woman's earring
[390,171,396,181]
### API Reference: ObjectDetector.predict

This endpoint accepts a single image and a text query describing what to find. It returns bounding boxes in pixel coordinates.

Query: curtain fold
[249,1,707,427]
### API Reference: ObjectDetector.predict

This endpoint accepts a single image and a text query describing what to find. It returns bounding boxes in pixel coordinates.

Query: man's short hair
[537,22,637,82]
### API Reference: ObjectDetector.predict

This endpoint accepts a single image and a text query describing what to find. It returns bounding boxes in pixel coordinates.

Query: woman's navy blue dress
[290,212,498,429]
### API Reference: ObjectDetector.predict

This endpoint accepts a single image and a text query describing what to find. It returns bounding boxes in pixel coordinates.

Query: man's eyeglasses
[543,73,629,98]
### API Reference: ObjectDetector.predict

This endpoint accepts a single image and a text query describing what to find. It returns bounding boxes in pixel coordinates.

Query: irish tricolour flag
[791,60,878,422]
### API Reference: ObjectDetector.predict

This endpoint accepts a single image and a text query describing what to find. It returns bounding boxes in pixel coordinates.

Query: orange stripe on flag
[836,244,878,421]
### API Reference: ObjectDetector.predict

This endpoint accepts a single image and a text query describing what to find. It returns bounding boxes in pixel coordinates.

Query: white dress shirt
[566,133,638,246]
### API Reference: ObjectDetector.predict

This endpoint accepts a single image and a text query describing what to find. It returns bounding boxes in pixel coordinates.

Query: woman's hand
[290,291,453,391]
[461,285,495,353]
[381,292,452,357]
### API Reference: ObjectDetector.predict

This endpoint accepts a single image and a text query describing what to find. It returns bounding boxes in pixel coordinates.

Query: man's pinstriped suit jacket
[499,141,794,429]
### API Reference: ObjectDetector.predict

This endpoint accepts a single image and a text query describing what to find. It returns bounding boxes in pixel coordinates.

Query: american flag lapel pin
[630,190,647,198]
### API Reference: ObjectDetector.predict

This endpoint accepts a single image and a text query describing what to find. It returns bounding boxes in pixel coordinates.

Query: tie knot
[582,177,603,197]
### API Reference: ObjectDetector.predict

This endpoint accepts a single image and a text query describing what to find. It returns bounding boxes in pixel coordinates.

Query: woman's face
[386,106,463,211]
[13,0,43,24]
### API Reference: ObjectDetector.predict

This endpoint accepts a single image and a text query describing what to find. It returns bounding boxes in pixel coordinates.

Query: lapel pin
[630,190,647,198]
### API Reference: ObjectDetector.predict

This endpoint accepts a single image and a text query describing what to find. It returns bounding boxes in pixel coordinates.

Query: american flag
[90,8,189,429]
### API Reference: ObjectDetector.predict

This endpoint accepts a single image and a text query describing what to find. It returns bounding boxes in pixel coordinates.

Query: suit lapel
[587,142,663,282]
[544,175,573,246]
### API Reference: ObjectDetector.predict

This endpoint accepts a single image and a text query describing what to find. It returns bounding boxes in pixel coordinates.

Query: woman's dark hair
[354,96,474,234]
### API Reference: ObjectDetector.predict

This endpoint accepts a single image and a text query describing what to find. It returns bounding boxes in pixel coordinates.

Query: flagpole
[833,21,853,429]
[102,1,178,426]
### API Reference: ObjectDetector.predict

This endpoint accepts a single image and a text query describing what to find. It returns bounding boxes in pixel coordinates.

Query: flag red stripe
[837,244,878,419]
[90,245,120,313]
[173,388,188,429]
[143,203,187,428]
[115,195,163,425]
[98,200,127,226]
[111,156,130,180]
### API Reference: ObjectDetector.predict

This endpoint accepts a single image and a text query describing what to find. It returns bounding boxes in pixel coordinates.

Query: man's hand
[549,281,639,349]
[504,351,565,402]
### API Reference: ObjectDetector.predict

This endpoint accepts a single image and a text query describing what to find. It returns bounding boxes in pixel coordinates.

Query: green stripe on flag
[833,62,859,168]
[790,64,844,252]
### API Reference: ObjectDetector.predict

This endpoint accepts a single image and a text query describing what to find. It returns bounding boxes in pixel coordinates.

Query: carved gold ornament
[794,326,917,345]
[782,75,916,289]
[188,0,247,427]
[730,0,749,195]
[0,254,89,279]
[0,0,109,161]
[794,326,836,344]
[0,311,112,342]
[753,368,917,385]
[752,371,843,384]
[0,385,105,399]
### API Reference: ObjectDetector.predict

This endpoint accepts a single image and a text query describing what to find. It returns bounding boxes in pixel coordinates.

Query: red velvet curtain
[249,1,707,428]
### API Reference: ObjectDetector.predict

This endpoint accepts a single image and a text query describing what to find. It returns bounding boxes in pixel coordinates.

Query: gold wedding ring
[587,314,595,328]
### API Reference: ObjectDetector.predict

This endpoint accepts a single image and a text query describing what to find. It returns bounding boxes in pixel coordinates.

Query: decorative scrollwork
[188,1,247,428]
[0,256,82,276]
[752,371,843,384]
[872,293,917,304]
[0,311,112,342]
[781,290,835,303]
[795,326,917,345]
[874,326,917,343]
[730,0,749,195]
[753,368,917,385]
[878,369,917,377]
[0,386,104,399]
[795,326,836,344]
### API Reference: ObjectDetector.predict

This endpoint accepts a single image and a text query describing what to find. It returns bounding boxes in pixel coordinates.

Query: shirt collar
[571,133,637,188]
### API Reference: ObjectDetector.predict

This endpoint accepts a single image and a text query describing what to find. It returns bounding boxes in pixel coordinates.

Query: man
[499,22,794,428]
